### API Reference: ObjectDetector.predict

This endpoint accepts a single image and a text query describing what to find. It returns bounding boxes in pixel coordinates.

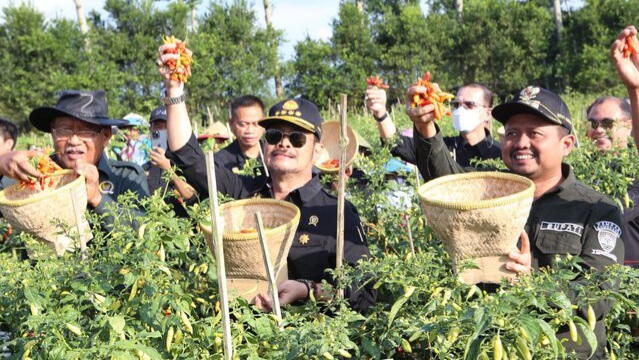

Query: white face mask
[452,107,484,133]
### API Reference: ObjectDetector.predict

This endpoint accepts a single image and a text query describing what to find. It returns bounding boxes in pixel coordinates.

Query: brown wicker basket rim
[418,172,535,210]
[0,170,84,207]
[199,198,301,241]
[315,121,359,174]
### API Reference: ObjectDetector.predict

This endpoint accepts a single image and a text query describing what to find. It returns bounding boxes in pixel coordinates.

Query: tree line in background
[0,0,638,130]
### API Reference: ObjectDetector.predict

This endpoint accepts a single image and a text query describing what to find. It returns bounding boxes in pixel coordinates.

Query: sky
[0,0,341,60]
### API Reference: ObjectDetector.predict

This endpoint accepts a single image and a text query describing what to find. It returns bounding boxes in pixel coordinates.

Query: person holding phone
[145,106,195,217]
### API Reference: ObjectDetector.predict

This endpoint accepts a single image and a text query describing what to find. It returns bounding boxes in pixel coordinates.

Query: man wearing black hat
[157,43,375,312]
[0,90,149,228]
[407,84,623,358]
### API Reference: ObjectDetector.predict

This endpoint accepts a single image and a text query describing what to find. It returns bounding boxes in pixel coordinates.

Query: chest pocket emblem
[99,180,115,195]
[308,215,319,226]
[299,234,310,245]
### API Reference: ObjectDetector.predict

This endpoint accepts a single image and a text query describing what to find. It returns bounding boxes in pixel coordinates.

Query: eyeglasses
[52,128,103,140]
[264,129,308,148]
[587,118,617,130]
[450,100,488,110]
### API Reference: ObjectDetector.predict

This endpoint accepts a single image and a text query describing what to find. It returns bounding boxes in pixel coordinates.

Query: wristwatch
[374,112,389,122]
[297,279,315,301]
[162,93,185,105]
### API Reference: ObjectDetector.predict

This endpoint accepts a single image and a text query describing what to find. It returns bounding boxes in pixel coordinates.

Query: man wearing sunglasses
[158,42,374,313]
[585,96,633,151]
[366,82,500,171]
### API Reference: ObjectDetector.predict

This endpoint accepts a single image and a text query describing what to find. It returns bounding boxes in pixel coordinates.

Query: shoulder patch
[591,221,621,262]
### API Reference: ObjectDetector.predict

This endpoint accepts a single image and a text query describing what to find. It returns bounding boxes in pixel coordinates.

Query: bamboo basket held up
[200,198,301,300]
[418,172,535,284]
[315,121,359,174]
[0,170,92,257]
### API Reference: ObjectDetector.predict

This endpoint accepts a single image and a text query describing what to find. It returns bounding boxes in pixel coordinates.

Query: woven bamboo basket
[0,170,92,257]
[315,121,359,174]
[418,172,535,284]
[200,198,301,300]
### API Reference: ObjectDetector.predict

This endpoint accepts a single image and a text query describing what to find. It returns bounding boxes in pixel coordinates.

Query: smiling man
[0,90,149,232]
[407,85,624,359]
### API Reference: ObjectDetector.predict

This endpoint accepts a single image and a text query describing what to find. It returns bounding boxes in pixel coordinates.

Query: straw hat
[200,198,300,300]
[197,121,230,141]
[0,170,92,257]
[314,121,359,174]
[418,172,535,284]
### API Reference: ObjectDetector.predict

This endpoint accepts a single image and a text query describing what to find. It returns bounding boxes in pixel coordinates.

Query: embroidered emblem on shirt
[591,221,621,262]
[308,215,319,226]
[299,234,310,245]
[540,222,584,236]
[98,180,115,195]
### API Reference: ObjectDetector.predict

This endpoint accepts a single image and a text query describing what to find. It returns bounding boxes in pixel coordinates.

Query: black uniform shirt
[414,125,624,359]
[622,181,639,268]
[214,139,265,178]
[389,128,501,168]
[167,134,376,312]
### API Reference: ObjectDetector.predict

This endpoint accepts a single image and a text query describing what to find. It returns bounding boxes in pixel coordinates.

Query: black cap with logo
[492,86,573,134]
[150,106,168,123]
[259,98,323,139]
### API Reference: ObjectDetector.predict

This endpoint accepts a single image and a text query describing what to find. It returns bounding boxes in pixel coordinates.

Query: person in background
[216,95,266,176]
[197,120,231,151]
[145,106,195,217]
[0,118,19,190]
[610,25,639,269]
[113,113,150,167]
[408,82,623,358]
[366,82,501,173]
[585,96,633,151]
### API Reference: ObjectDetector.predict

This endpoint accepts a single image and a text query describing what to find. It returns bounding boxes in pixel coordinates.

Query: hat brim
[492,102,561,127]
[29,107,128,133]
[259,116,316,134]
[197,134,229,141]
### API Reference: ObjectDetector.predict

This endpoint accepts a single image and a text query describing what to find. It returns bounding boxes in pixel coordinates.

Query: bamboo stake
[258,145,270,178]
[254,212,282,326]
[205,151,233,360]
[70,190,88,261]
[335,94,348,300]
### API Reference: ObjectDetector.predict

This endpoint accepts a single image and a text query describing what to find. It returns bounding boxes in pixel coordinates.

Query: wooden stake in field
[205,151,233,360]
[335,94,349,300]
[70,192,88,261]
[254,212,282,327]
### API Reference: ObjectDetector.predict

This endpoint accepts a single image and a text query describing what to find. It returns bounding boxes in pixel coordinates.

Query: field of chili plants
[1,102,639,359]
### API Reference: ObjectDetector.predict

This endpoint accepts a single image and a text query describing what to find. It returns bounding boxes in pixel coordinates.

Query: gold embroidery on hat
[519,86,540,101]
[275,111,281,116]
[282,100,299,111]
[299,233,310,245]
[295,111,301,116]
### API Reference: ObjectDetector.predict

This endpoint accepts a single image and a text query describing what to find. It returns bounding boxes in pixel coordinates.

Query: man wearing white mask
[366,82,501,170]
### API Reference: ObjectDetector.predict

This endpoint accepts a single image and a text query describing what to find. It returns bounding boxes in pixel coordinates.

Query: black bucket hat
[259,98,323,139]
[492,86,573,134]
[29,90,127,133]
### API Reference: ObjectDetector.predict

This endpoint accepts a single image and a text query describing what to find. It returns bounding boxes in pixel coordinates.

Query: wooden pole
[205,151,233,360]
[70,189,88,261]
[404,213,416,256]
[335,94,348,300]
[255,212,282,326]
[258,145,270,178]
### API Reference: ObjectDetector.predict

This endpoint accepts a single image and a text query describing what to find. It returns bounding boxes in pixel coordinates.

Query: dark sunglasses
[450,100,488,110]
[264,129,308,148]
[587,118,617,130]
